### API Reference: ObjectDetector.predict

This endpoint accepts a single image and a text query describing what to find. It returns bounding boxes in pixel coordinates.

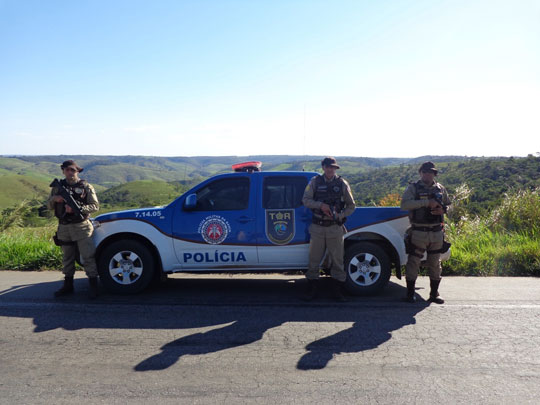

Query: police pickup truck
[92,162,411,295]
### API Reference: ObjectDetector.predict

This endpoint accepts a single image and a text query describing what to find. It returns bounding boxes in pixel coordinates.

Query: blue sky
[1,0,539,157]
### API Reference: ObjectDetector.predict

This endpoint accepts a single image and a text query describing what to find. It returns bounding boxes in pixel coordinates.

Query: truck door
[172,175,258,269]
[257,175,311,266]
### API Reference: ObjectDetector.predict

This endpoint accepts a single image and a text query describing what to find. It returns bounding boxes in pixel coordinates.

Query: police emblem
[265,209,295,245]
[198,215,231,245]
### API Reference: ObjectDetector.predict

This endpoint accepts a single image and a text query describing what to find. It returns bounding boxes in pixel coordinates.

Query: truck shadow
[0,276,429,371]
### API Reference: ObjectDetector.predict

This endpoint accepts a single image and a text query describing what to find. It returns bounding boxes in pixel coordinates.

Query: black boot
[302,279,319,301]
[428,279,444,304]
[54,276,74,298]
[402,279,416,303]
[88,277,99,299]
[331,279,347,302]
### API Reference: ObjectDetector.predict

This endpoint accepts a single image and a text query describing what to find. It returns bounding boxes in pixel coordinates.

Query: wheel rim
[108,251,143,285]
[347,253,382,286]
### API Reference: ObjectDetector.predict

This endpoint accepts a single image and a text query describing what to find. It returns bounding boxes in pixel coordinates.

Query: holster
[404,227,413,254]
[404,227,424,258]
[427,240,451,254]
[53,233,77,246]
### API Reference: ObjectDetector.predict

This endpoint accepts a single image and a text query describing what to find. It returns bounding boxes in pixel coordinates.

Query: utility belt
[53,233,77,246]
[404,224,451,261]
[59,216,88,225]
[411,224,442,232]
[312,217,345,227]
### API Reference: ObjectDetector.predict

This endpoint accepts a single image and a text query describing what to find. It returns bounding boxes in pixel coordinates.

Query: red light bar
[232,161,262,172]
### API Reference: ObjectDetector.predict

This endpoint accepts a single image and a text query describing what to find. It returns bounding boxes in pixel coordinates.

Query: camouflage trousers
[56,220,98,278]
[405,228,443,281]
[305,223,346,282]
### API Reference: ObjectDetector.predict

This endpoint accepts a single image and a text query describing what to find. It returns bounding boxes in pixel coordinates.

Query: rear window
[263,176,307,209]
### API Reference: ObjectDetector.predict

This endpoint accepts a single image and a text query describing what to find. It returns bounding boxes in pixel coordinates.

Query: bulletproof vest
[312,175,345,216]
[410,180,444,224]
[54,179,89,222]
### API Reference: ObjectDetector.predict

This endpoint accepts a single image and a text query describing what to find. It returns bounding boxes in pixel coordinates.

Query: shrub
[444,188,540,276]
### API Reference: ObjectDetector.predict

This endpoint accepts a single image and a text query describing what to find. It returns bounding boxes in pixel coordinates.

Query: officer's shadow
[0,277,427,372]
[135,316,280,371]
[296,306,420,370]
[134,303,423,372]
[132,279,427,372]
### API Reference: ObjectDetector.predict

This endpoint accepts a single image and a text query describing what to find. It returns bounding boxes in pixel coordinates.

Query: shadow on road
[0,276,428,371]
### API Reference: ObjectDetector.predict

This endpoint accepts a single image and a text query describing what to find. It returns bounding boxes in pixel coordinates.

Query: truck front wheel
[98,240,155,294]
[344,242,391,295]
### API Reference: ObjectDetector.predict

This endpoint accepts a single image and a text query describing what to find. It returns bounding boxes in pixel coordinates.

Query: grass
[442,188,540,276]
[444,226,540,276]
[0,224,62,270]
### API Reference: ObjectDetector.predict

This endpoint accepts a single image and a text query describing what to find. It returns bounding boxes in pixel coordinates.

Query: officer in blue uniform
[302,157,356,301]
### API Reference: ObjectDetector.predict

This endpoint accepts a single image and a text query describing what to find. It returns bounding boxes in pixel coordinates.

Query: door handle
[237,216,255,223]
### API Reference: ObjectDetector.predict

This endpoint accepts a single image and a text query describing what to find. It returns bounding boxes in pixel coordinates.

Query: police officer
[401,161,451,304]
[48,160,100,299]
[302,157,356,301]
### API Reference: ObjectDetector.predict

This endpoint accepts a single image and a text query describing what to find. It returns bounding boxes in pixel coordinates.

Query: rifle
[432,192,448,213]
[330,203,347,225]
[50,178,85,221]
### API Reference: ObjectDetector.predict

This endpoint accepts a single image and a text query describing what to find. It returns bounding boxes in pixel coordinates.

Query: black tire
[97,239,155,294]
[344,242,391,296]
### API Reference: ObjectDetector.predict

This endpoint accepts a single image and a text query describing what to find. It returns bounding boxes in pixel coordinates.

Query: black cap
[321,157,340,169]
[61,160,83,173]
[419,161,438,175]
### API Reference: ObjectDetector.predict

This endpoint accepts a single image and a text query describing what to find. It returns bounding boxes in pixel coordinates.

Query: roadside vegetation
[0,221,61,270]
[443,187,540,276]
[0,155,538,275]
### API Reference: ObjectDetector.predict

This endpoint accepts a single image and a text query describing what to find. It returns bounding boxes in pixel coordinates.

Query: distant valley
[1,154,538,216]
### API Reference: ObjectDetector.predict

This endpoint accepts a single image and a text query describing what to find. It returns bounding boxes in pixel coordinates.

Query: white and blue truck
[92,163,413,295]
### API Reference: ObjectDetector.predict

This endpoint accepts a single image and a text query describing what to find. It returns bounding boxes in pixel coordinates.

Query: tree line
[349,155,540,215]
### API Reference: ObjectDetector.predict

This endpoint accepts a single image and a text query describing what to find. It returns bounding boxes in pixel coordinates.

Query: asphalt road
[0,271,539,405]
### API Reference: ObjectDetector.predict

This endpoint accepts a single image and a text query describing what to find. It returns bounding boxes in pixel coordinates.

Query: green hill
[1,154,538,213]
[4,154,468,188]
[99,180,189,208]
[349,155,540,215]
[0,174,50,208]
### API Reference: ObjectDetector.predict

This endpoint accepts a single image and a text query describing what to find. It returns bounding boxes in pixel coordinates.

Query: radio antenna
[302,103,306,171]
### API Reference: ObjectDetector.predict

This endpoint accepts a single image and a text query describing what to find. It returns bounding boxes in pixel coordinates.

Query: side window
[263,176,308,209]
[195,177,250,211]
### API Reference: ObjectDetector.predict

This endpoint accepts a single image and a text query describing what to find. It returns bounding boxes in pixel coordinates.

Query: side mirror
[183,194,197,211]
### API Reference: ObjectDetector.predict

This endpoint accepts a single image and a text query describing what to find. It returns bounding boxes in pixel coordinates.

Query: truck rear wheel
[344,242,391,295]
[98,240,155,294]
